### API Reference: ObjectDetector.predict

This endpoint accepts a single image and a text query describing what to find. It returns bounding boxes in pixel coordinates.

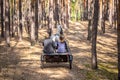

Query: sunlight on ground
[0,21,118,80]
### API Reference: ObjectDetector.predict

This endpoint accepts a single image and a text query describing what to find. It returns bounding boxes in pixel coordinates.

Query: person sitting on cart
[43,36,57,54]
[56,35,68,53]
[50,24,63,46]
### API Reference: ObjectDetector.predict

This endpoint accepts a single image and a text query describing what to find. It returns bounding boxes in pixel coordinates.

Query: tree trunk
[91,0,99,69]
[66,0,69,28]
[30,14,35,46]
[99,0,105,33]
[0,0,4,37]
[30,1,35,46]
[54,0,60,27]
[109,0,114,28]
[117,0,120,79]
[38,0,42,28]
[87,20,92,41]
[5,0,10,47]
[35,0,39,41]
[87,0,92,41]
[113,0,117,29]
[48,0,54,37]
[101,0,105,33]
[12,0,16,37]
[18,0,22,41]
[27,0,31,35]
[11,0,14,37]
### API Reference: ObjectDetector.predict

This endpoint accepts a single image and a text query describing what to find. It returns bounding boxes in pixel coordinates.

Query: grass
[85,63,118,80]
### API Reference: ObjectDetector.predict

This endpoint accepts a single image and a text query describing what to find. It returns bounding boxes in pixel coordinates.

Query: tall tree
[87,0,93,41]
[109,0,114,28]
[11,0,14,37]
[38,0,42,28]
[91,0,99,69]
[113,0,117,29]
[0,0,4,37]
[18,0,22,41]
[66,0,69,28]
[48,0,54,37]
[35,0,39,41]
[54,0,60,27]
[30,0,35,46]
[5,0,10,47]
[99,0,105,33]
[117,0,120,79]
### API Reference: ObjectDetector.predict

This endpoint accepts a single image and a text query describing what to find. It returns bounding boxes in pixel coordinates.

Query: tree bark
[54,0,60,27]
[5,0,10,47]
[101,0,105,33]
[66,0,69,28]
[35,0,39,41]
[117,0,120,79]
[0,0,4,37]
[99,0,105,33]
[12,0,16,37]
[18,0,22,41]
[87,0,92,41]
[38,0,42,28]
[109,0,114,28]
[30,0,35,46]
[91,0,99,69]
[48,0,54,37]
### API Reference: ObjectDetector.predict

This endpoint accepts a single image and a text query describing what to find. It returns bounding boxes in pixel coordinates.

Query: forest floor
[0,21,118,80]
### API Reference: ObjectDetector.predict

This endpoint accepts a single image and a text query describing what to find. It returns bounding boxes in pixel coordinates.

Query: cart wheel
[41,61,44,69]
[69,60,72,69]
[41,55,44,69]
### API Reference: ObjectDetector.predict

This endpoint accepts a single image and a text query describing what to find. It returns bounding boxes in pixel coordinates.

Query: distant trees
[87,0,119,70]
[0,0,70,46]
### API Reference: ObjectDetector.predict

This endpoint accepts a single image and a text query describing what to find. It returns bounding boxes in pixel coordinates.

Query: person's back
[57,41,67,53]
[56,35,68,53]
[43,38,56,54]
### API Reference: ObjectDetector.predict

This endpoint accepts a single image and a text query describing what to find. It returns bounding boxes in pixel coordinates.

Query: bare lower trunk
[1,0,4,37]
[5,0,10,47]
[66,0,69,28]
[35,0,39,41]
[91,0,99,69]
[109,0,114,28]
[18,0,22,41]
[48,0,54,37]
[30,18,35,46]
[38,0,42,28]
[99,0,105,33]
[117,0,120,79]
[101,0,105,33]
[87,0,92,41]
[30,1,35,46]
[87,20,92,41]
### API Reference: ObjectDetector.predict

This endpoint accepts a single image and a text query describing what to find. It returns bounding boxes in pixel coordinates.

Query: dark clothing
[43,39,56,54]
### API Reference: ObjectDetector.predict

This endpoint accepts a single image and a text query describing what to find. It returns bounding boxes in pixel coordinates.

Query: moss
[85,63,118,80]
[98,64,118,80]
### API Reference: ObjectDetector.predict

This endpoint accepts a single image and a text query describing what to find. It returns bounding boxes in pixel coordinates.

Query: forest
[0,0,120,80]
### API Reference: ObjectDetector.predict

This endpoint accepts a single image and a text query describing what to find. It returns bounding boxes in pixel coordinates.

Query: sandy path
[0,21,117,80]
